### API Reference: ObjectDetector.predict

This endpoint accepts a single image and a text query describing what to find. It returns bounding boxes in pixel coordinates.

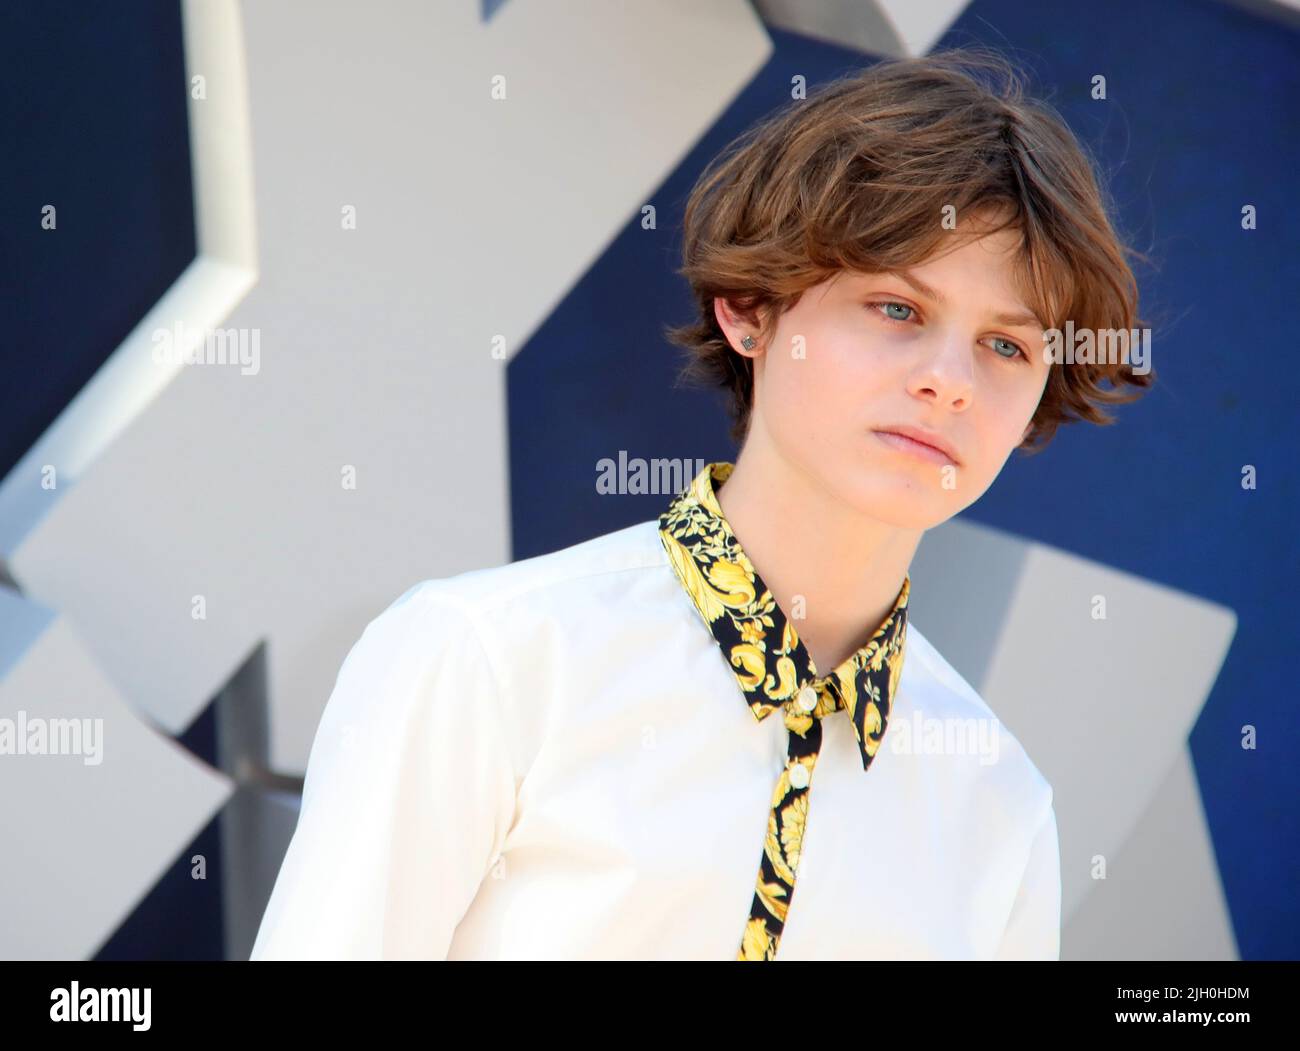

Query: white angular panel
[905,519,1238,956]
[752,0,909,57]
[1064,749,1238,960]
[755,0,973,58]
[980,544,1237,928]
[876,0,972,55]
[0,588,232,960]
[8,0,772,776]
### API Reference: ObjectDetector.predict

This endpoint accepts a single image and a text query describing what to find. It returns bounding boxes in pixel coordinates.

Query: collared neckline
[658,460,909,772]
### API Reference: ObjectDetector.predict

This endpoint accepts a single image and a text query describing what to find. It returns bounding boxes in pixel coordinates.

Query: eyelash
[867,300,1029,362]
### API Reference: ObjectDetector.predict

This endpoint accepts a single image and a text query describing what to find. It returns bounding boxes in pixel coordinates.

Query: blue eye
[988,337,1026,360]
[878,301,914,322]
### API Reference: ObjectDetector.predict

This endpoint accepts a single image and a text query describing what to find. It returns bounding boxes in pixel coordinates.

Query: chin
[875,498,954,531]
[845,470,963,530]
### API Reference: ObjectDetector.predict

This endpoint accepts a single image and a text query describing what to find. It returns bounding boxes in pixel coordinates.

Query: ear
[713,296,743,348]
[713,295,764,356]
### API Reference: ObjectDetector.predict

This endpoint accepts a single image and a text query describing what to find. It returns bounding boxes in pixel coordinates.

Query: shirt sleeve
[249,581,516,960]
[994,800,1061,960]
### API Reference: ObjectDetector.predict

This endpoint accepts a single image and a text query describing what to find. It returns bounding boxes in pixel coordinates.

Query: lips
[872,428,959,467]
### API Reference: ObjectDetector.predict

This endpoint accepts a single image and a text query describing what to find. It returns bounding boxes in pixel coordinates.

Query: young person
[251,49,1151,961]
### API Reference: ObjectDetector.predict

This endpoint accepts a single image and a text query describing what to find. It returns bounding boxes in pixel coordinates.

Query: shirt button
[789,763,811,789]
[798,685,818,712]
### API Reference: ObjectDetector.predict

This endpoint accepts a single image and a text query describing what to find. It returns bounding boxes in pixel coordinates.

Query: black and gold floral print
[658,460,909,961]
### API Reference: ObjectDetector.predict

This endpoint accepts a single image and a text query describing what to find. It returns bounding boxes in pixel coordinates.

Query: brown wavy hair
[663,47,1154,452]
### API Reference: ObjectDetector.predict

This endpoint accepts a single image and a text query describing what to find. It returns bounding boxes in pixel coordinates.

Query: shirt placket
[736,677,839,961]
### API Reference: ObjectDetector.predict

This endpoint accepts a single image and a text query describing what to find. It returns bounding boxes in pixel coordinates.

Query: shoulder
[403,518,669,615]
[356,518,681,768]
[332,519,674,763]
[365,518,674,654]
[899,620,1054,821]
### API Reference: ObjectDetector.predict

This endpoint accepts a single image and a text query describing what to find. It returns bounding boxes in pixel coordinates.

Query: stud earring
[740,335,756,350]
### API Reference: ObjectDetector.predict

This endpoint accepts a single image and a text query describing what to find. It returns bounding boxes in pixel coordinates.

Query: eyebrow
[888,270,1045,331]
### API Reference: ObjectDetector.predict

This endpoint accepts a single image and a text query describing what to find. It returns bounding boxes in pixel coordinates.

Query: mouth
[872,429,959,467]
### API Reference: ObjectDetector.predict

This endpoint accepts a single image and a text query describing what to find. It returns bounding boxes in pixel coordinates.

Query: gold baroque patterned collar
[658,460,909,773]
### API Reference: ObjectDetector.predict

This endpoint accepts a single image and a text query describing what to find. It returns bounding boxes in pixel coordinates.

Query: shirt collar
[658,460,910,773]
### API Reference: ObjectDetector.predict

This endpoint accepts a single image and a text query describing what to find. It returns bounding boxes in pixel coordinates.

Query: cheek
[971,377,1048,466]
[764,330,913,464]
[760,337,839,421]
[777,328,888,413]
[1003,372,1050,434]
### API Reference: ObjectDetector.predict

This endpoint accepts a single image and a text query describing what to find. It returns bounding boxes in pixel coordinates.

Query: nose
[907,329,974,410]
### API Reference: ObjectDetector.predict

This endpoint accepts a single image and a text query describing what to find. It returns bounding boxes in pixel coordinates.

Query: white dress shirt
[251,463,1060,960]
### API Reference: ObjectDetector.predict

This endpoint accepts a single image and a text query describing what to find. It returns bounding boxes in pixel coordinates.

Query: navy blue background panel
[3,2,197,484]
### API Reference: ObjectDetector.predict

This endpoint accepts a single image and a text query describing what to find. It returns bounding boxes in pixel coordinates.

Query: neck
[715,438,921,677]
